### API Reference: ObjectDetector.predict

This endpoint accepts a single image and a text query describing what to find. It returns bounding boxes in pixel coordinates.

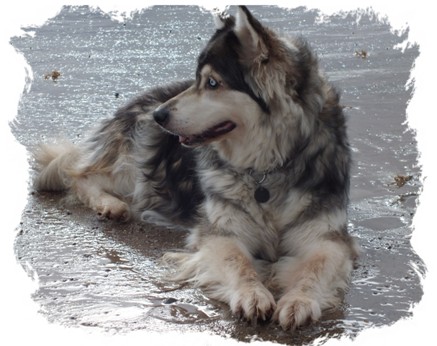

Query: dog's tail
[33,141,80,191]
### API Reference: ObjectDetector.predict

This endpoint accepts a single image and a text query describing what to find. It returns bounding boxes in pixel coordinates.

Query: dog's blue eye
[207,77,219,89]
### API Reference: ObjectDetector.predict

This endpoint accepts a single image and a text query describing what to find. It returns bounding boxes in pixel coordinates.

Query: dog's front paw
[273,293,322,330]
[229,283,276,321]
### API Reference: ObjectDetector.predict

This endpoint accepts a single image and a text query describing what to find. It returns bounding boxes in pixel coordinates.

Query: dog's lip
[178,120,236,146]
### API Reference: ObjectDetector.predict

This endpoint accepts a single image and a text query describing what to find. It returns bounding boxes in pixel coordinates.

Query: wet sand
[10,5,423,345]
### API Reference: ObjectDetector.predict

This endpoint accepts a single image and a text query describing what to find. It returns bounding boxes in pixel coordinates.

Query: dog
[33,6,359,330]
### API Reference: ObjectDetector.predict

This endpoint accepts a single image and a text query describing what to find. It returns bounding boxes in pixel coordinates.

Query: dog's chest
[253,184,309,232]
[202,168,308,231]
[200,168,311,261]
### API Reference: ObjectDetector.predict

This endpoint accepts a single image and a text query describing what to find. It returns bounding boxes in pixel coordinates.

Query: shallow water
[11,5,423,345]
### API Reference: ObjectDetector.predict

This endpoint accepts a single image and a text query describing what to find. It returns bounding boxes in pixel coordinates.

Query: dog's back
[34,80,202,224]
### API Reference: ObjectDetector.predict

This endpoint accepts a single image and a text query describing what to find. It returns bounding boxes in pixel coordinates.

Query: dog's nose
[153,107,170,126]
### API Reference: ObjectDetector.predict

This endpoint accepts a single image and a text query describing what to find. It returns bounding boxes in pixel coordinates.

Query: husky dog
[34,6,359,330]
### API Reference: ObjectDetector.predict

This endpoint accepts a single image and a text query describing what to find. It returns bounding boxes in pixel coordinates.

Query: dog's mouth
[178,121,236,146]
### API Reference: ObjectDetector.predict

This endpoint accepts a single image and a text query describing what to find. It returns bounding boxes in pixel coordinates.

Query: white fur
[72,174,130,221]
[34,139,135,221]
[163,236,276,321]
[33,141,79,191]
[235,7,260,51]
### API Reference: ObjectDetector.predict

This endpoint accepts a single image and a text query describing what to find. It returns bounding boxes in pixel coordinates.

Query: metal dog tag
[254,186,270,203]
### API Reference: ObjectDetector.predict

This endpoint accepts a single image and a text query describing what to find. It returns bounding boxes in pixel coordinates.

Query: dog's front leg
[164,235,276,321]
[273,238,356,330]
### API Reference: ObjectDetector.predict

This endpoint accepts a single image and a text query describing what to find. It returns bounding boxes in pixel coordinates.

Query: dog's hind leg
[163,235,276,321]
[72,174,130,222]
[34,139,133,222]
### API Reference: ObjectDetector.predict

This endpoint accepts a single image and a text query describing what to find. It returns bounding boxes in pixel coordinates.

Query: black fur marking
[290,38,315,100]
[288,87,351,217]
[142,133,204,223]
[131,81,204,225]
[196,27,270,114]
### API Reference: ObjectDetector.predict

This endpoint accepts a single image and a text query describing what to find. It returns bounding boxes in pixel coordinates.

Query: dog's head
[153,6,324,171]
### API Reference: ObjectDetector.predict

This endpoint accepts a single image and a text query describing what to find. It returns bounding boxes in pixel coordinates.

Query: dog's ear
[212,8,235,31]
[234,6,268,63]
